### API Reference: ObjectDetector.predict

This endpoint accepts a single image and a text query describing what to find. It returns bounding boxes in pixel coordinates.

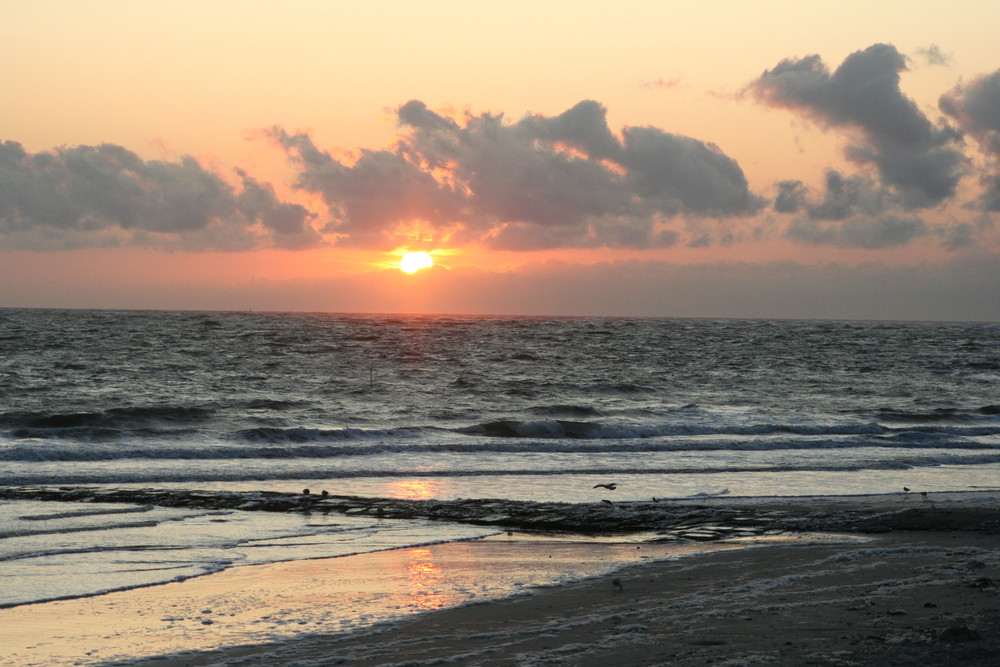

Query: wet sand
[142,531,1000,667]
[2,491,999,666]
[0,534,734,666]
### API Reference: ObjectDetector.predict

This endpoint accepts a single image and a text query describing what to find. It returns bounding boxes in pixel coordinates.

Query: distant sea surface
[2,309,999,609]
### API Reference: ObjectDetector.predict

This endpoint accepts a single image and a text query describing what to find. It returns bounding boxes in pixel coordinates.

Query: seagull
[593,483,619,490]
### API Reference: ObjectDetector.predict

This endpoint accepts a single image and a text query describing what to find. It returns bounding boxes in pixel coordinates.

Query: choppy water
[2,308,999,610]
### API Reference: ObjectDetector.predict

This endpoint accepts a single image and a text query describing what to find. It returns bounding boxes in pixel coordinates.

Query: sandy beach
[2,492,1000,666]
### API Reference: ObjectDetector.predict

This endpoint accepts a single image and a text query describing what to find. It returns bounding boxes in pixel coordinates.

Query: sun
[400,251,435,274]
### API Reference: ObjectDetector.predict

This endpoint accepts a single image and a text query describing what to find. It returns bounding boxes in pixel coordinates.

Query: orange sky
[1,1,999,319]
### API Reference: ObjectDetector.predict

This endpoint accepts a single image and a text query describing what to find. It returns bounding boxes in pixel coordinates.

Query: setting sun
[400,251,434,274]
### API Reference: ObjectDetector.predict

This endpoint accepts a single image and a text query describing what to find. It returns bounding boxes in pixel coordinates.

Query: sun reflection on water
[384,478,447,500]
[403,547,449,611]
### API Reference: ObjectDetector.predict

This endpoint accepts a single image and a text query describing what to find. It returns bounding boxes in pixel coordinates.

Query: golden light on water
[385,479,443,500]
[404,548,448,610]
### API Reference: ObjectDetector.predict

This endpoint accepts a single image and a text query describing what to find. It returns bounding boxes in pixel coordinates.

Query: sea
[1,308,999,643]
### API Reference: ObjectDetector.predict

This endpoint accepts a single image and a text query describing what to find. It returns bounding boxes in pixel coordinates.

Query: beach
[2,491,999,666]
[2,311,998,664]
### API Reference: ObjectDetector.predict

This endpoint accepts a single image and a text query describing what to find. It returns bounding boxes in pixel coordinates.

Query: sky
[2,0,999,320]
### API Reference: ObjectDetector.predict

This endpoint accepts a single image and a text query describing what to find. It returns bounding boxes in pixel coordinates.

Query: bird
[921,491,928,500]
[601,499,614,506]
[903,487,911,493]
[302,488,310,495]
[612,577,623,592]
[593,483,618,490]
[320,490,330,497]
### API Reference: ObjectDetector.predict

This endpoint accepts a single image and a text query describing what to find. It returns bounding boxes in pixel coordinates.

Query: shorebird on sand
[593,483,618,490]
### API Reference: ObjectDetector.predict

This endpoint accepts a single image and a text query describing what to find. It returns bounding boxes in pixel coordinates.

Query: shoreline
[2,490,999,665]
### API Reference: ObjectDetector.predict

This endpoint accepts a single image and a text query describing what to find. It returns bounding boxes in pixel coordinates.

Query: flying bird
[593,483,618,490]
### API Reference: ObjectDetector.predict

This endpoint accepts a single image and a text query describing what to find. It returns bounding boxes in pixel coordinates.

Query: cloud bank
[1,43,997,254]
[271,99,763,251]
[0,141,318,250]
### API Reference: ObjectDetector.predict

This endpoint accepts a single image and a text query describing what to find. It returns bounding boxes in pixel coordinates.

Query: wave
[874,406,1000,423]
[459,419,887,439]
[458,418,1000,440]
[3,431,998,462]
[232,426,422,443]
[5,454,1000,486]
[3,405,214,431]
[6,408,1000,451]
[527,405,604,417]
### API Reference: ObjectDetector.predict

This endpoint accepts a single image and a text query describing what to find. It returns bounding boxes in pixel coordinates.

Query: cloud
[940,69,1000,210]
[0,140,319,251]
[914,44,951,67]
[750,43,965,208]
[786,214,928,249]
[272,99,764,250]
[773,180,806,213]
[805,170,890,221]
[642,77,683,91]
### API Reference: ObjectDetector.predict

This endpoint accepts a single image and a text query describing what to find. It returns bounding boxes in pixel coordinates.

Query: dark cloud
[618,126,761,216]
[786,214,928,249]
[940,69,1000,210]
[805,170,889,221]
[751,43,965,208]
[273,99,763,251]
[914,44,951,67]
[775,170,981,251]
[773,180,806,213]
[0,140,318,251]
[937,222,977,250]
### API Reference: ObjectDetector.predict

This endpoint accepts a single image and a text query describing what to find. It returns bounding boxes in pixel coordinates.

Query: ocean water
[2,308,999,612]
